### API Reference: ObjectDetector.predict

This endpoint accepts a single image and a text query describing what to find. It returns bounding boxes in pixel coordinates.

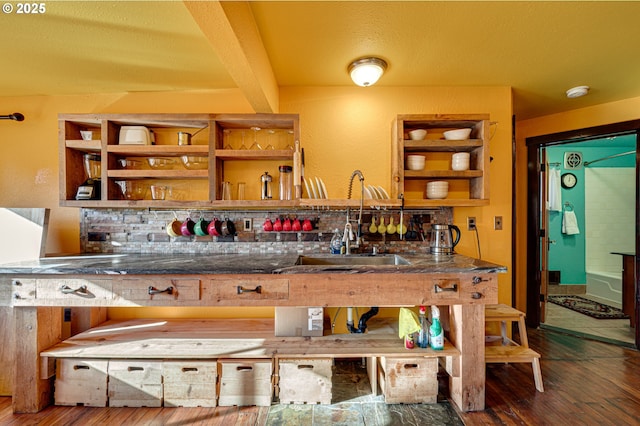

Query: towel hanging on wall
[547,167,562,211]
[562,210,580,235]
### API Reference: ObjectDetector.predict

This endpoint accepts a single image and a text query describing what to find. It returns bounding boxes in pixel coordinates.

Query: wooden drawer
[114,278,201,302]
[54,359,108,407]
[210,278,289,302]
[36,279,113,301]
[108,360,163,407]
[378,356,438,404]
[163,361,217,407]
[218,359,273,407]
[278,358,332,404]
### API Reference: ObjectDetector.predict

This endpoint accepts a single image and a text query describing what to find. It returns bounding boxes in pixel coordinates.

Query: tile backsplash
[81,208,452,255]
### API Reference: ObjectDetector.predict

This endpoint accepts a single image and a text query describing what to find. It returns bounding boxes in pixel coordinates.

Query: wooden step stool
[485,304,544,392]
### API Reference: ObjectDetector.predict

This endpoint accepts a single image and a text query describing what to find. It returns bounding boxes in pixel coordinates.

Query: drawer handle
[148,286,174,295]
[237,285,262,295]
[434,283,458,293]
[60,284,94,298]
[472,276,489,285]
[471,292,483,299]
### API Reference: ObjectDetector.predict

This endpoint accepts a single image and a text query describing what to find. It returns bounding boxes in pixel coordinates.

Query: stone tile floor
[266,359,463,425]
[542,294,635,347]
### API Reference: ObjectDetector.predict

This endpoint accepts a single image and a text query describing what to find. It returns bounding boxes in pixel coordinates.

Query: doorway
[525,120,640,349]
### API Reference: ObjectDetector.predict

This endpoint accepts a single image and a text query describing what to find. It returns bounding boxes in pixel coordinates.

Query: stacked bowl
[451,152,470,171]
[426,181,449,199]
[406,155,426,171]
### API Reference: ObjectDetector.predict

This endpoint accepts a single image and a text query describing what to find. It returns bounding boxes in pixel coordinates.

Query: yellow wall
[514,95,640,312]
[0,86,514,319]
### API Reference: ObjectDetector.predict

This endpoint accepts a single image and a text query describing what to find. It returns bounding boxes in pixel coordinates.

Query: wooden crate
[54,359,108,407]
[163,361,217,407]
[278,358,332,404]
[378,357,438,404]
[108,360,163,407]
[218,359,272,407]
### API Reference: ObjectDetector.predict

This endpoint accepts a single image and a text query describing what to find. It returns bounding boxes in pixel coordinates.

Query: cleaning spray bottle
[429,306,444,350]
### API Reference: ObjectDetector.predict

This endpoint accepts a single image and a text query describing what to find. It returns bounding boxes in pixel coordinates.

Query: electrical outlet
[467,217,476,231]
[243,218,253,232]
[494,216,503,230]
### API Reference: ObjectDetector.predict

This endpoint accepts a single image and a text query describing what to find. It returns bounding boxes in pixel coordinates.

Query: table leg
[12,306,61,413]
[448,304,485,412]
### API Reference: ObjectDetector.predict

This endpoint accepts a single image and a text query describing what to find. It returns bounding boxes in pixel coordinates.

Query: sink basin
[296,254,411,266]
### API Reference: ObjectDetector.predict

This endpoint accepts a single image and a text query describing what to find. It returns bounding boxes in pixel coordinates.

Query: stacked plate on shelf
[364,185,390,200]
[303,176,329,199]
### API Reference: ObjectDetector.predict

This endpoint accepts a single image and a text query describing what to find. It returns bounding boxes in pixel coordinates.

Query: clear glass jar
[278,165,293,200]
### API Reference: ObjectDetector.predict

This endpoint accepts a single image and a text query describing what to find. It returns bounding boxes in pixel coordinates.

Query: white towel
[562,211,580,235]
[547,168,562,211]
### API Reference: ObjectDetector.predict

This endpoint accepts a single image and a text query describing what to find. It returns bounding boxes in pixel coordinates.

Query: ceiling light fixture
[566,86,590,98]
[348,57,387,87]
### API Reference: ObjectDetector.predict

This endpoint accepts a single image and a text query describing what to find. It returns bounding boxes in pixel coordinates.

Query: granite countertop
[0,253,506,275]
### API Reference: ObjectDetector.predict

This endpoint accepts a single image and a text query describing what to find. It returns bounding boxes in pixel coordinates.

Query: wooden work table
[0,253,504,413]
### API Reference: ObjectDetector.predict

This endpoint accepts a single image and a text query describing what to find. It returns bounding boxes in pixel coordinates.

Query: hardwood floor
[459,327,640,425]
[1,328,639,425]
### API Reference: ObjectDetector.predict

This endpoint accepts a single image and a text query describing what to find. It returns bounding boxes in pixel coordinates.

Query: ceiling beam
[184,1,279,113]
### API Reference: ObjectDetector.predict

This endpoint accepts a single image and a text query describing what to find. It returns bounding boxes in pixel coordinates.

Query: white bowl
[443,128,472,140]
[451,152,470,171]
[406,155,426,170]
[426,181,449,199]
[408,129,427,140]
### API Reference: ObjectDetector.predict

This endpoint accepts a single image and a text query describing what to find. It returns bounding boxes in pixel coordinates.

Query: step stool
[485,304,544,392]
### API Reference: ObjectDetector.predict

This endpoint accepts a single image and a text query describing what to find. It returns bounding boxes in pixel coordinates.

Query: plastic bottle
[330,229,342,254]
[417,305,429,348]
[429,306,444,350]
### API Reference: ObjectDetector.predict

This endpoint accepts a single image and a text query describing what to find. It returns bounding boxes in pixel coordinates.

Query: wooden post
[448,304,485,411]
[12,307,62,413]
[0,307,14,395]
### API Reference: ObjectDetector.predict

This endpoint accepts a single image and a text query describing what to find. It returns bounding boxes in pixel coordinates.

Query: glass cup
[151,185,167,200]
[221,182,232,200]
[237,182,246,200]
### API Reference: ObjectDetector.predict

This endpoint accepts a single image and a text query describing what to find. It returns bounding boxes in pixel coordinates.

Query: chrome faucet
[345,170,365,254]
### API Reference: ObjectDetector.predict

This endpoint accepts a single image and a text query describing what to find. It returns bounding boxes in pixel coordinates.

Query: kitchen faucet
[345,169,365,255]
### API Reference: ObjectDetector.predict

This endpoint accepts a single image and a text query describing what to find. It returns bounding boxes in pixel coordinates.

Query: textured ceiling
[1,1,639,120]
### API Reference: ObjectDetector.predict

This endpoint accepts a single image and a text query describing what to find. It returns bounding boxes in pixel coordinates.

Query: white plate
[369,185,381,199]
[377,186,390,199]
[319,177,328,199]
[309,178,318,199]
[315,177,324,199]
[303,177,312,199]
[363,186,373,199]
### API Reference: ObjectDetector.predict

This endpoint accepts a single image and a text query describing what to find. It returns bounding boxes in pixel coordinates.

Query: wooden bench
[484,304,544,392]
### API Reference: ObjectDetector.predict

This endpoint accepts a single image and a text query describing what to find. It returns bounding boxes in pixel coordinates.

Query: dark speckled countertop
[0,253,506,275]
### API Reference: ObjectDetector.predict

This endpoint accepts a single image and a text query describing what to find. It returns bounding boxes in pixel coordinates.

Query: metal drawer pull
[60,284,94,298]
[237,285,262,294]
[471,292,482,299]
[472,276,489,285]
[148,286,174,295]
[434,284,458,293]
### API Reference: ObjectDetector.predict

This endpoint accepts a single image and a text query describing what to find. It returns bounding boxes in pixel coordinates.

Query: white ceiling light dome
[566,85,590,98]
[348,57,388,87]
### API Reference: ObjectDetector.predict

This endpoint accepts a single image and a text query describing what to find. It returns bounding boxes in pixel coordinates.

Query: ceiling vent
[564,152,583,170]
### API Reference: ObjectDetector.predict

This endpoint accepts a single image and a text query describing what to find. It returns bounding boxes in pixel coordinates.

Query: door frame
[525,119,640,349]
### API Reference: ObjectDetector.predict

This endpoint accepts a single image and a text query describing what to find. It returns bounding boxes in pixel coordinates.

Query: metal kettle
[430,224,461,255]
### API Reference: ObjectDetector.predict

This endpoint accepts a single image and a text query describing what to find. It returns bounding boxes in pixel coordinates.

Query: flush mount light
[348,57,388,87]
[566,86,590,98]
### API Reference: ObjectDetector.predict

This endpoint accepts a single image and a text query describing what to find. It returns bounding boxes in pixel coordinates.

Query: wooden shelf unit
[391,114,491,207]
[59,113,300,208]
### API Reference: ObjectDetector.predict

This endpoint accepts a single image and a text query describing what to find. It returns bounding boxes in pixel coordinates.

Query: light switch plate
[494,216,503,230]
[243,218,253,231]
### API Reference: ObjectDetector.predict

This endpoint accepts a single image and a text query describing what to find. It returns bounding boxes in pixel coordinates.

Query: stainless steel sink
[296,254,411,266]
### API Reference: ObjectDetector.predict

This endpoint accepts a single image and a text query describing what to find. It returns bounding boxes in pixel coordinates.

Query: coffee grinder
[76,154,101,200]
